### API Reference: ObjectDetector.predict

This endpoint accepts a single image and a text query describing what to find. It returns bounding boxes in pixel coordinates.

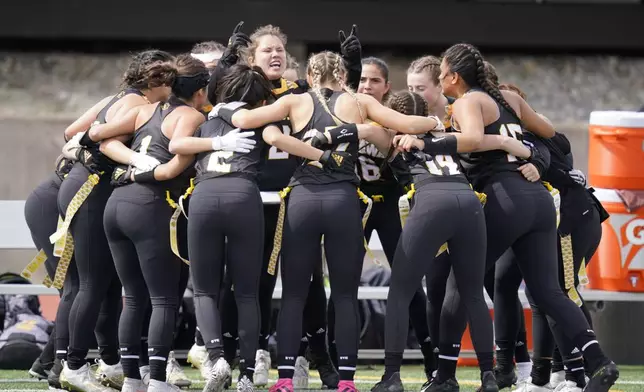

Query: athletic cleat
[370,372,403,392]
[139,365,150,386]
[200,357,213,381]
[292,356,309,389]
[187,344,208,370]
[166,351,191,388]
[236,374,255,392]
[95,359,124,390]
[203,357,232,392]
[269,378,294,392]
[148,379,182,392]
[224,374,233,390]
[511,380,553,392]
[61,362,116,392]
[48,359,64,390]
[584,361,618,392]
[254,349,271,386]
[29,357,53,380]
[306,348,339,389]
[550,371,565,389]
[121,377,147,392]
[338,380,358,392]
[553,381,581,392]
[495,367,518,390]
[422,378,460,392]
[480,371,500,392]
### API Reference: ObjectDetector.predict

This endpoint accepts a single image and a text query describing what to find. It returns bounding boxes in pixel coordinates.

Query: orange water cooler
[587,111,644,292]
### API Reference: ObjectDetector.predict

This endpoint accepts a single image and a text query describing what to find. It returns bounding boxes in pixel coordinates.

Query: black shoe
[493,367,517,390]
[306,347,339,389]
[423,378,460,392]
[371,372,404,392]
[47,359,63,389]
[585,361,619,392]
[478,371,499,392]
[29,357,53,380]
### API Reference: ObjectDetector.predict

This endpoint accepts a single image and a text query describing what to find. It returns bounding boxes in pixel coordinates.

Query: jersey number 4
[499,123,523,162]
[426,155,460,176]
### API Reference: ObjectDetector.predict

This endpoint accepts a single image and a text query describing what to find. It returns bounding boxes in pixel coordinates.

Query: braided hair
[386,90,428,117]
[442,43,519,122]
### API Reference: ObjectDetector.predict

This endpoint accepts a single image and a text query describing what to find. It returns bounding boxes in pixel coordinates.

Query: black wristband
[134,169,156,183]
[325,123,359,144]
[79,132,98,148]
[422,134,457,155]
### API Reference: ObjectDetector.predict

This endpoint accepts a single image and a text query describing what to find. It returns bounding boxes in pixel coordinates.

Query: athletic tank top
[356,121,399,187]
[194,118,265,184]
[459,94,524,190]
[289,89,360,187]
[119,96,192,196]
[404,132,468,185]
[255,78,303,191]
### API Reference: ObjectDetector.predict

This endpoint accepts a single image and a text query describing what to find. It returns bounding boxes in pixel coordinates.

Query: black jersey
[96,88,145,125]
[194,118,265,184]
[459,97,525,191]
[256,78,305,192]
[289,89,360,187]
[404,132,468,185]
[116,96,192,196]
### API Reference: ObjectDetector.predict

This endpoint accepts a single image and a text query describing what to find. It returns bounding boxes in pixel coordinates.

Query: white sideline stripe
[3,378,643,385]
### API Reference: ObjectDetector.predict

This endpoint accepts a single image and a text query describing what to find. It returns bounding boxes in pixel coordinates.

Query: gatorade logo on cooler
[610,214,644,270]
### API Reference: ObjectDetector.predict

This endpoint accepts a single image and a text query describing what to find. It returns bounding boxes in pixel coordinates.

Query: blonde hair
[306,51,363,122]
[247,25,288,62]
[407,55,441,86]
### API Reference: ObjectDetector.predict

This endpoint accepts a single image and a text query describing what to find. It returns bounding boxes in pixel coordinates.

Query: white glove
[61,131,85,160]
[128,152,161,172]
[211,128,257,153]
[208,101,247,120]
[569,169,587,187]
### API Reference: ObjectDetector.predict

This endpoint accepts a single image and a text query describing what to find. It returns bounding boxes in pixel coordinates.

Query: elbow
[263,132,280,147]
[98,142,109,154]
[542,125,555,139]
[88,127,101,142]
[232,112,250,129]
[168,139,181,155]
[64,126,77,141]
[464,132,483,151]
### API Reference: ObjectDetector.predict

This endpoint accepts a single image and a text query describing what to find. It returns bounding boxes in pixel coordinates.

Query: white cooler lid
[589,111,644,128]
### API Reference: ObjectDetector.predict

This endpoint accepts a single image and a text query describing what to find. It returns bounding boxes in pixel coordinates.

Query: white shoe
[122,377,147,392]
[516,362,532,384]
[236,374,255,392]
[292,356,309,390]
[95,360,124,390]
[61,362,115,392]
[203,357,232,392]
[166,351,191,388]
[188,344,208,370]
[148,379,182,392]
[550,371,565,389]
[200,357,213,381]
[553,380,582,392]
[139,366,150,386]
[254,350,271,386]
[513,379,553,392]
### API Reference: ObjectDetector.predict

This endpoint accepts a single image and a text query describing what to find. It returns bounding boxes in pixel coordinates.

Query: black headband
[173,72,210,98]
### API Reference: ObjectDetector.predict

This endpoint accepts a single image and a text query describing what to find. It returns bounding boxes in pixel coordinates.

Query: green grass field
[1,364,642,392]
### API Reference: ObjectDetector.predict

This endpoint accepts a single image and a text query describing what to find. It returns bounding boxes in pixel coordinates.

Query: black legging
[277,182,364,382]
[57,163,122,370]
[189,176,263,379]
[104,183,185,382]
[440,172,607,379]
[384,180,493,378]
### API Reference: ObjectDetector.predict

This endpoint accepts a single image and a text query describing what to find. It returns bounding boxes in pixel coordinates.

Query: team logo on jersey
[162,102,170,110]
[332,153,344,166]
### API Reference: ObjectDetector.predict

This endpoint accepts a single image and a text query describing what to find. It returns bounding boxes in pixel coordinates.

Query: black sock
[278,355,296,379]
[258,334,270,352]
[308,328,327,356]
[514,339,531,364]
[383,352,403,380]
[297,336,308,358]
[223,334,238,368]
[573,331,608,373]
[477,351,494,375]
[99,347,120,366]
[55,349,67,361]
[530,358,552,386]
[552,347,564,373]
[565,356,586,388]
[66,349,87,370]
[495,341,514,374]
[239,358,256,382]
[121,357,141,380]
[139,338,149,367]
[338,354,357,381]
[149,358,166,382]
[436,343,460,383]
[420,340,437,377]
